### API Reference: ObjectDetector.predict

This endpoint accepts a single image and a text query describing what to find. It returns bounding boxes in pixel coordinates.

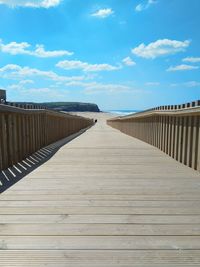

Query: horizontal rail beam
[0,104,88,119]
[109,106,200,121]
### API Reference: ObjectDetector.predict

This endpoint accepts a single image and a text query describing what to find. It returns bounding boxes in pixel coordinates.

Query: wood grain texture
[0,112,200,266]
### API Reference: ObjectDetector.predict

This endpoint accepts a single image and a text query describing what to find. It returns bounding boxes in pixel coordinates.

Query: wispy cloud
[132,39,190,59]
[91,8,114,18]
[167,64,199,72]
[23,88,67,99]
[135,0,157,12]
[0,40,73,58]
[145,82,160,86]
[32,45,73,57]
[122,57,136,66]
[184,81,200,87]
[63,80,132,94]
[56,60,120,72]
[0,0,62,8]
[7,79,69,101]
[0,64,85,82]
[19,79,34,85]
[182,57,200,63]
[170,81,200,87]
[84,83,131,94]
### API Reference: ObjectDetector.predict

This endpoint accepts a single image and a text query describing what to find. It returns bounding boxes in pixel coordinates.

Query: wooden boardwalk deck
[0,112,200,266]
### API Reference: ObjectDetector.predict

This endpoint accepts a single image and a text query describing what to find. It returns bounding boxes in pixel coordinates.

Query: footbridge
[0,101,200,266]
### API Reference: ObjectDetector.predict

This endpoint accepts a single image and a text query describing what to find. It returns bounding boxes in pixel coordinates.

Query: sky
[0,0,199,110]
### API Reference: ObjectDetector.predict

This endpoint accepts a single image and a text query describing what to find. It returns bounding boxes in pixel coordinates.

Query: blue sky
[0,0,199,110]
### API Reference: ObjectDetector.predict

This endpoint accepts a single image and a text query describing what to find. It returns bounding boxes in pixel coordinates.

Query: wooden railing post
[197,118,200,172]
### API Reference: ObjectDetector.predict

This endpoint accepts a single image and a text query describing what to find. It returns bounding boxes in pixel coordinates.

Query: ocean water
[104,110,140,116]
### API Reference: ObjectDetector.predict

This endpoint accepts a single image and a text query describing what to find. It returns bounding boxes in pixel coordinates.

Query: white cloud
[148,0,157,3]
[56,60,120,72]
[135,4,144,12]
[170,81,200,87]
[33,45,73,57]
[145,82,160,86]
[0,40,73,57]
[22,87,68,100]
[7,81,68,101]
[0,41,30,55]
[8,80,34,90]
[19,79,34,85]
[122,57,136,66]
[0,64,85,82]
[135,0,157,12]
[167,64,199,72]
[63,80,132,94]
[25,87,63,96]
[0,0,61,8]
[170,83,178,87]
[182,57,200,63]
[132,39,190,59]
[9,77,133,95]
[91,8,114,18]
[184,81,200,87]
[84,83,132,94]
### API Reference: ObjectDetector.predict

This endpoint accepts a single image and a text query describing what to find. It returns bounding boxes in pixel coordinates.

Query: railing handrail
[108,106,200,121]
[0,104,92,121]
[5,101,47,110]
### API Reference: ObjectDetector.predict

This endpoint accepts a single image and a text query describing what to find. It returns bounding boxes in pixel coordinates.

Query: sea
[104,110,141,116]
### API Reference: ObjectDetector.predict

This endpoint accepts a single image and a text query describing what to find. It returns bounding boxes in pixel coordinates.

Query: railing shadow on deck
[0,104,94,193]
[0,126,91,193]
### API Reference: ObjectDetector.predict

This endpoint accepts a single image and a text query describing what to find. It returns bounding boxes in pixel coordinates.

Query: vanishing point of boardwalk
[0,112,200,266]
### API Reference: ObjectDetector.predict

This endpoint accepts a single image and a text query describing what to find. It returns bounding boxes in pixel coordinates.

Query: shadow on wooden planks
[0,126,91,194]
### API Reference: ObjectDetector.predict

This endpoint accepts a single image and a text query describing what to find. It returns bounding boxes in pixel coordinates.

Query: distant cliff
[13,102,100,112]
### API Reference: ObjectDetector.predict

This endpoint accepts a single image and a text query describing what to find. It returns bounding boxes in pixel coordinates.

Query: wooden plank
[186,116,193,167]
[0,115,3,170]
[1,200,200,207]
[178,116,183,162]
[170,116,175,157]
[1,114,9,170]
[197,117,200,171]
[1,236,200,250]
[0,206,200,215]
[174,116,179,160]
[0,112,200,266]
[6,114,14,167]
[0,250,200,266]
[2,193,200,200]
[191,116,198,169]
[1,214,200,224]
[1,223,200,236]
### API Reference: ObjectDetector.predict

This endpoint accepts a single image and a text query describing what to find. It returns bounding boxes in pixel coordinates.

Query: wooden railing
[107,100,200,171]
[0,104,93,171]
[5,102,47,110]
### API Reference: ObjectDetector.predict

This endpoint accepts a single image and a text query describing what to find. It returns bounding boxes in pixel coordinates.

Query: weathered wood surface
[107,102,200,171]
[0,112,200,266]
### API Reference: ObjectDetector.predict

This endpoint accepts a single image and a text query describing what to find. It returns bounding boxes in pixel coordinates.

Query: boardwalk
[0,112,200,266]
